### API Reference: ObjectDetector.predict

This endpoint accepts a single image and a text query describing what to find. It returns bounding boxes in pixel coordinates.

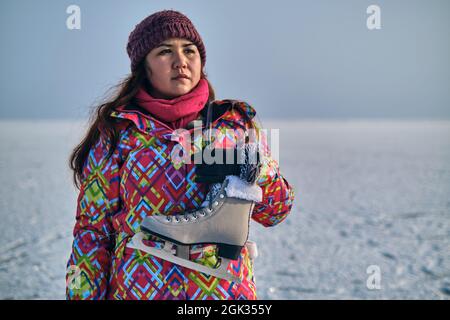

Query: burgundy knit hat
[127,10,206,71]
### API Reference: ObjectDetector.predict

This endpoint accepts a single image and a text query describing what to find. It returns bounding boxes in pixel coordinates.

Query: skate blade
[127,232,242,284]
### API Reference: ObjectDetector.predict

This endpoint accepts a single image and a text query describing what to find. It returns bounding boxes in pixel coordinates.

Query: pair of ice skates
[127,175,262,283]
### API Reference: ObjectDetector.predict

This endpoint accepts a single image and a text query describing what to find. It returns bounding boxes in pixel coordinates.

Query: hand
[193,147,240,184]
[193,144,261,184]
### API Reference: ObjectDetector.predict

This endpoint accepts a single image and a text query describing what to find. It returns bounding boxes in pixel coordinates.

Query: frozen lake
[0,119,449,299]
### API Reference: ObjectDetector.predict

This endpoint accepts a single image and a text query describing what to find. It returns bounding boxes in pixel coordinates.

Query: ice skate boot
[127,175,263,283]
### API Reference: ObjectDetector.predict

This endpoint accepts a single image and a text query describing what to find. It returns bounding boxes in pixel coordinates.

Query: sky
[0,0,449,120]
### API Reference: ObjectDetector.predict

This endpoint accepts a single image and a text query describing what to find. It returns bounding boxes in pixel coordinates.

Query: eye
[185,48,196,54]
[159,49,171,55]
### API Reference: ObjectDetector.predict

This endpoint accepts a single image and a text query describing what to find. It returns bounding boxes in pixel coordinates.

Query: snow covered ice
[0,119,449,299]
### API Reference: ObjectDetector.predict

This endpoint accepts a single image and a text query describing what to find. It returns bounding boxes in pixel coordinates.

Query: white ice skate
[127,175,262,283]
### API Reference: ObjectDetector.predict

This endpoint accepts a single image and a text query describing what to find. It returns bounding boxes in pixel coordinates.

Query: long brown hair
[69,61,216,189]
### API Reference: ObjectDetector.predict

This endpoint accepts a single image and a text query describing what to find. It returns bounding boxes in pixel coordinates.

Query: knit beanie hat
[127,10,206,71]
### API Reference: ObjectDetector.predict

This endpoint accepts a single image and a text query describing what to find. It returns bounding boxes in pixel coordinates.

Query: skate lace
[183,209,199,221]
[205,183,222,207]
[165,209,200,223]
[165,182,224,223]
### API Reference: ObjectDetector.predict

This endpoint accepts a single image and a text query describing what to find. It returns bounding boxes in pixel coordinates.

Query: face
[144,38,202,99]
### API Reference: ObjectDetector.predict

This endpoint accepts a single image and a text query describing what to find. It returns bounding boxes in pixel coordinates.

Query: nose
[173,50,188,70]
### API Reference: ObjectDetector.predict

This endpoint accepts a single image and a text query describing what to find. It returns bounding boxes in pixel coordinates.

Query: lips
[173,74,189,80]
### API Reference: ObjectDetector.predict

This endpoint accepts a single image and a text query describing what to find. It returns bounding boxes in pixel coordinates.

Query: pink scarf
[133,78,209,130]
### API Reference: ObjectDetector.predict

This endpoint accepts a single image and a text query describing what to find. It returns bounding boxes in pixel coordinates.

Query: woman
[66,9,294,300]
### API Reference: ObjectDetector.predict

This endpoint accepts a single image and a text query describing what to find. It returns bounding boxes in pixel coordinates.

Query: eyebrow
[158,42,195,48]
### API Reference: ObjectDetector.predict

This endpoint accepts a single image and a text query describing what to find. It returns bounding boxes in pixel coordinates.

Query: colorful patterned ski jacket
[66,100,295,300]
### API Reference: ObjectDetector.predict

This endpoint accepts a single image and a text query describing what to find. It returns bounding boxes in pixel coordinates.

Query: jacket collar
[110,100,256,140]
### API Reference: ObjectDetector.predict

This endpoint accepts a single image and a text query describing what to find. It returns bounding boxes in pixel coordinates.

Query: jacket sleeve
[66,134,121,300]
[249,119,295,227]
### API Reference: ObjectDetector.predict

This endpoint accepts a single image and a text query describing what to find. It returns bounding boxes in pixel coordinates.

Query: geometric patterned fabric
[66,99,295,300]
